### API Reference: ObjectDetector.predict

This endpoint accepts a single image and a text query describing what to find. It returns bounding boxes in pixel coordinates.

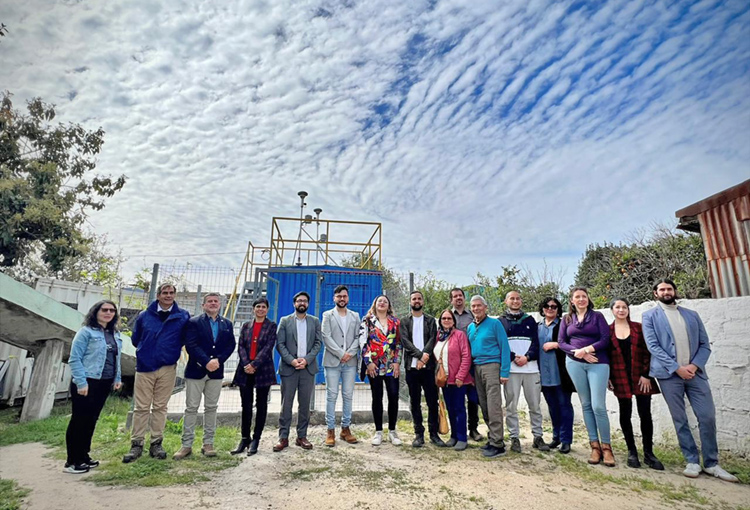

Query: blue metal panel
[265,266,383,384]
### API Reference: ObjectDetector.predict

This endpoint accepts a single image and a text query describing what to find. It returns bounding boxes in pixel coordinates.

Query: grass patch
[0,478,31,510]
[0,396,242,487]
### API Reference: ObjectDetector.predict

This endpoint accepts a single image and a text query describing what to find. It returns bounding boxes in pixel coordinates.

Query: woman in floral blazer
[359,294,402,446]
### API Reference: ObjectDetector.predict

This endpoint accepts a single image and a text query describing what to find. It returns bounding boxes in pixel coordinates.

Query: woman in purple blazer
[558,287,614,467]
[231,298,277,456]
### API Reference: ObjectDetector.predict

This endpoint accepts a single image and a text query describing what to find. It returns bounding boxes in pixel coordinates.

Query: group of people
[64,279,738,483]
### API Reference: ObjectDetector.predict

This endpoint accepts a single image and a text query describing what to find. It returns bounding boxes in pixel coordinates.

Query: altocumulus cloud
[2,0,749,284]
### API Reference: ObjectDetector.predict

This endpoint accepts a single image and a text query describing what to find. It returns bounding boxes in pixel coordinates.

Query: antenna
[294,191,308,266]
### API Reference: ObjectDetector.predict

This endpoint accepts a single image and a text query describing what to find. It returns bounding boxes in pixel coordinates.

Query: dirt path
[3,429,749,510]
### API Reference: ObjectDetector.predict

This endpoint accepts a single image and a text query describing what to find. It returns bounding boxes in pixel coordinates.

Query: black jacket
[400,313,438,370]
[184,313,236,380]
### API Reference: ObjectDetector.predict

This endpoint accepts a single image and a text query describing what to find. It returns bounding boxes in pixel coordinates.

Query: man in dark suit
[173,293,236,460]
[274,291,322,451]
[401,291,445,447]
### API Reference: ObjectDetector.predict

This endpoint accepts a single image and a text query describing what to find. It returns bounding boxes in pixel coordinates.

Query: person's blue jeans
[325,364,357,429]
[658,374,718,467]
[566,359,610,443]
[443,385,468,442]
[542,384,574,444]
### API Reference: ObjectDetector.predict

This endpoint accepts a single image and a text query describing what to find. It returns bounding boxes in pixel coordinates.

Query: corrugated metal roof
[677,181,750,298]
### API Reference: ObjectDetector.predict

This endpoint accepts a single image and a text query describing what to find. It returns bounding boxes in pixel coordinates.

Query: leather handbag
[438,391,449,435]
[435,346,448,388]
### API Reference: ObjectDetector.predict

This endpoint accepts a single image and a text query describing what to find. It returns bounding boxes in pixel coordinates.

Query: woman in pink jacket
[433,309,474,451]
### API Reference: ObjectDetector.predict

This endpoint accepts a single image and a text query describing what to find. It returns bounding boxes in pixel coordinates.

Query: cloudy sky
[3,0,749,288]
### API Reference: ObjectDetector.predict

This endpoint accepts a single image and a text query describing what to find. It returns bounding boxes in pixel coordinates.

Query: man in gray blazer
[274,291,322,452]
[643,278,738,482]
[321,285,361,447]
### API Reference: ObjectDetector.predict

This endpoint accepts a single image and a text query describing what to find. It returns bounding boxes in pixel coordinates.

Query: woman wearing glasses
[65,301,123,474]
[537,297,575,454]
[433,309,474,451]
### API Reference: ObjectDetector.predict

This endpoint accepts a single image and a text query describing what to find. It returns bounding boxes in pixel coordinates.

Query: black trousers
[618,395,654,453]
[406,368,440,436]
[66,378,113,465]
[239,376,270,441]
[467,386,480,431]
[369,375,400,431]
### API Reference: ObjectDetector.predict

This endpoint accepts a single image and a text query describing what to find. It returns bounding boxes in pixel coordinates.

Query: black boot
[412,434,425,447]
[231,438,250,455]
[247,439,260,456]
[627,449,641,468]
[122,440,143,464]
[430,434,447,447]
[149,439,167,459]
[643,450,665,471]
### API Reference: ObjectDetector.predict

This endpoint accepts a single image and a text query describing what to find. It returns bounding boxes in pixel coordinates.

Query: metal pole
[195,285,202,315]
[409,272,414,295]
[148,263,160,303]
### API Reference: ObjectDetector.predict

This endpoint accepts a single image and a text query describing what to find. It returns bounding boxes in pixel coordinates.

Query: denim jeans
[658,374,718,467]
[566,359,610,443]
[542,384,574,444]
[443,385,468,442]
[325,364,357,429]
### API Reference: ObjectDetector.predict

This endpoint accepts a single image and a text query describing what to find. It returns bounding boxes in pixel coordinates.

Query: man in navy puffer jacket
[123,283,190,463]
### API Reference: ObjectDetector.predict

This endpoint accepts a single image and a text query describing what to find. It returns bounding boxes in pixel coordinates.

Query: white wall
[527,297,750,454]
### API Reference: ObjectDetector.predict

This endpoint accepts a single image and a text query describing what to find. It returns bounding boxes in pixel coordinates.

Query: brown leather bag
[435,351,448,388]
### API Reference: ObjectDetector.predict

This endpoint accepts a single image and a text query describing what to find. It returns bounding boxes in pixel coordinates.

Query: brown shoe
[589,441,602,465]
[201,444,216,457]
[172,447,192,460]
[325,429,336,447]
[340,427,359,444]
[273,438,289,452]
[295,437,313,450]
[601,443,616,467]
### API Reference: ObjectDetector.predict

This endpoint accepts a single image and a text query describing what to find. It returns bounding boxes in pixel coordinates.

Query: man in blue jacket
[643,278,737,482]
[173,293,236,460]
[123,283,190,463]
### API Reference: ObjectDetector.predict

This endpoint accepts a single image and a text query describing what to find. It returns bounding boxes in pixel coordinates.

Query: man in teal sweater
[467,295,511,458]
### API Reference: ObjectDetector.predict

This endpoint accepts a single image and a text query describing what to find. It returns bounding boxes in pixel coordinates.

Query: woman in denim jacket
[65,300,123,474]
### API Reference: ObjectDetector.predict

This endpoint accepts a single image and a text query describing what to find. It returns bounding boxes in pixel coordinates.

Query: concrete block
[20,339,65,422]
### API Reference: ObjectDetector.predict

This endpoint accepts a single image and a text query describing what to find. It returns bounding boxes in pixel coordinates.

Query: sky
[3,0,749,289]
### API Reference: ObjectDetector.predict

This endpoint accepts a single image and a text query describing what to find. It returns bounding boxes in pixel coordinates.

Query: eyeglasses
[543,304,558,310]
[100,308,116,313]
[440,317,454,321]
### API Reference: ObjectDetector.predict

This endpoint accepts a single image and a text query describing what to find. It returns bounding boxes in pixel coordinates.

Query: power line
[127,251,246,258]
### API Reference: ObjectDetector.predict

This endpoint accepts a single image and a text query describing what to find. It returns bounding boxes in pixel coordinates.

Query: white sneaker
[683,463,701,478]
[703,465,739,482]
[388,430,402,446]
[371,431,383,446]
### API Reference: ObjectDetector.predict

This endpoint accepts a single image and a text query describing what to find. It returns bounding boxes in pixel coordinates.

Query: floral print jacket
[359,315,401,377]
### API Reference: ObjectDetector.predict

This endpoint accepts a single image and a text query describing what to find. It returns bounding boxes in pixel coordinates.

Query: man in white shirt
[400,291,445,447]
[274,291,322,452]
[321,285,361,446]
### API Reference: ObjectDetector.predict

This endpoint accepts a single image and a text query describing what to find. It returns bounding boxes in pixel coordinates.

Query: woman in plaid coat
[608,298,664,470]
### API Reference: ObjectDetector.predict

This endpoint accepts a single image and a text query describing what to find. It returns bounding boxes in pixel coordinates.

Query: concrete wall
[528,297,750,454]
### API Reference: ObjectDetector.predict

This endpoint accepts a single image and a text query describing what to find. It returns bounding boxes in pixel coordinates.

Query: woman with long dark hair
[359,294,402,446]
[231,297,277,456]
[558,287,614,466]
[608,298,664,470]
[433,309,473,451]
[65,300,123,474]
[537,297,575,454]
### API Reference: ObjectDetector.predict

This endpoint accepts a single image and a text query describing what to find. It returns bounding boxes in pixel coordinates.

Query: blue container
[265,265,383,383]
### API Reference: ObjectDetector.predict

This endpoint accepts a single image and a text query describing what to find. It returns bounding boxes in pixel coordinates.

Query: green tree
[414,271,454,317]
[465,264,566,316]
[574,222,709,307]
[0,92,126,271]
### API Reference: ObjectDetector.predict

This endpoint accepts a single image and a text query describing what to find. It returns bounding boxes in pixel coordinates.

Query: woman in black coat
[231,297,277,456]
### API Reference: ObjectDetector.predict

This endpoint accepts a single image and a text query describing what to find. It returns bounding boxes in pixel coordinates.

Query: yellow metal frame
[223,217,382,320]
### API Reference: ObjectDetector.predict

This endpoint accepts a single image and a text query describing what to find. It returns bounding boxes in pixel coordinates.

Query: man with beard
[450,288,484,442]
[400,291,445,447]
[274,291,322,452]
[643,279,738,482]
[321,285,361,446]
[500,291,549,454]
